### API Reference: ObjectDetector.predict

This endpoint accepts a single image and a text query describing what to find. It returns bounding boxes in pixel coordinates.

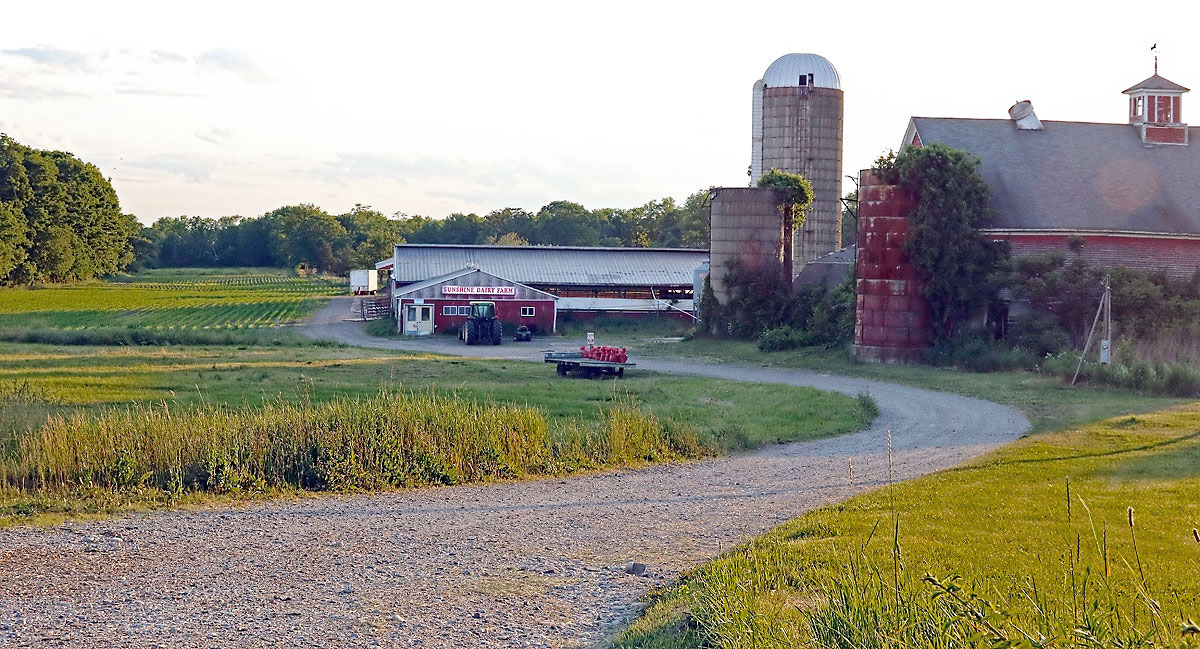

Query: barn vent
[1008,100,1044,130]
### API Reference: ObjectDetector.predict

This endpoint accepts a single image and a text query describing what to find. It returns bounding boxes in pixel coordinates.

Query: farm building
[852,67,1200,362]
[392,267,557,336]
[900,69,1200,279]
[382,244,707,322]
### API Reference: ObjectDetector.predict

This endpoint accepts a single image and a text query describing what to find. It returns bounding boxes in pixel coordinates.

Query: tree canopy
[756,169,813,229]
[895,142,1007,341]
[0,134,139,284]
[137,190,714,271]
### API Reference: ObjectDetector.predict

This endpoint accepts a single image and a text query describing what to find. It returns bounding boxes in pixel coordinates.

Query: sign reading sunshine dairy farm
[441,285,517,297]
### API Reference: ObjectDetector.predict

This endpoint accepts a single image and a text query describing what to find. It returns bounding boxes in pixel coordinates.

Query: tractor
[460,300,503,345]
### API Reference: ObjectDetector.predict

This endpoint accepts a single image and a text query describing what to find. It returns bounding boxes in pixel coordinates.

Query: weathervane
[1152,42,1158,74]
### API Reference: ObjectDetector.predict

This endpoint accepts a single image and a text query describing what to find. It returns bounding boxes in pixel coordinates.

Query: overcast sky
[2,1,1196,224]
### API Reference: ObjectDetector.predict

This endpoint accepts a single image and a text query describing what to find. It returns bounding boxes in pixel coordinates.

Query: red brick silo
[852,171,932,363]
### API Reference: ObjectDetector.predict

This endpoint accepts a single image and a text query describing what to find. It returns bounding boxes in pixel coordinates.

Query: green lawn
[634,338,1188,434]
[0,267,341,332]
[618,403,1200,648]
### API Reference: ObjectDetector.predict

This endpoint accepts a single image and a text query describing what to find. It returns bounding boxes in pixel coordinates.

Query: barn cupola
[1123,70,1189,145]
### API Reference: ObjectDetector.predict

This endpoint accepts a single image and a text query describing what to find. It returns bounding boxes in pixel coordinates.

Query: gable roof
[907,117,1200,234]
[391,244,708,288]
[1123,74,1189,94]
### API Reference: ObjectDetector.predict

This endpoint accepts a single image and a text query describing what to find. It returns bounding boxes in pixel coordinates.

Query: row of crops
[0,270,343,331]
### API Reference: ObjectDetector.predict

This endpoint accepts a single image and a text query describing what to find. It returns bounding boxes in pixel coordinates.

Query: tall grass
[0,389,709,502]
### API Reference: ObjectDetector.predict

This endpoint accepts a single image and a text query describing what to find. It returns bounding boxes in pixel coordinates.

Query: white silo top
[761,53,841,89]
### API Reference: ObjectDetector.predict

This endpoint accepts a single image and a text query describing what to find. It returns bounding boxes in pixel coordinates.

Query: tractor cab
[468,301,496,319]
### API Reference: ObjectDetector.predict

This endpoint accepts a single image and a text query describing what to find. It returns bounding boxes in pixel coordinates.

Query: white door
[405,304,434,335]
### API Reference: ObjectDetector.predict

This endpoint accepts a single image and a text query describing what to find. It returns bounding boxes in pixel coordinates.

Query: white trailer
[350,269,378,295]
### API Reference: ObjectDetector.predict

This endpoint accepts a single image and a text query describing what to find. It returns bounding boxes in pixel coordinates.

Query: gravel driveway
[0,298,1029,648]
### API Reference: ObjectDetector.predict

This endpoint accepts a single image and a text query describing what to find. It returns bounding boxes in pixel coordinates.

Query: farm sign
[441,285,517,297]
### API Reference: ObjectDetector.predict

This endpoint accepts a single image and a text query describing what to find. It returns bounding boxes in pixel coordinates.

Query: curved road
[0,297,1029,648]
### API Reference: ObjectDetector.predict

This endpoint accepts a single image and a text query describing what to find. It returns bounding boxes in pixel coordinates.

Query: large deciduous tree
[0,134,137,284]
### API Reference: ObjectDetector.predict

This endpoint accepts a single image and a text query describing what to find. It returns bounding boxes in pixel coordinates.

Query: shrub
[923,332,1033,373]
[757,326,811,352]
[1008,312,1072,357]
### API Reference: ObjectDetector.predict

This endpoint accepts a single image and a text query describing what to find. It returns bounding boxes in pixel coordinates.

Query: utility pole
[1072,275,1112,385]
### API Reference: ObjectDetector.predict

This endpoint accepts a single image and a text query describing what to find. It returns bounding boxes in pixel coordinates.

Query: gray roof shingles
[911,118,1200,234]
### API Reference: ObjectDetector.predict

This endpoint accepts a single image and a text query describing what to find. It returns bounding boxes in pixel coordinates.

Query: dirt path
[0,298,1029,648]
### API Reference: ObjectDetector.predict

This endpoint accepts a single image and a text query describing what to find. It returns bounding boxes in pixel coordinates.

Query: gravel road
[0,298,1029,648]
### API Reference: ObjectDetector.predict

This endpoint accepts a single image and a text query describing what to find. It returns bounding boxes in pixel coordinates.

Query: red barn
[393,268,557,336]
[901,70,1200,279]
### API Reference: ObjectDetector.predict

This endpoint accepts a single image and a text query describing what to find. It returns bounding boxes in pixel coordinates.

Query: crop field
[0,268,341,332]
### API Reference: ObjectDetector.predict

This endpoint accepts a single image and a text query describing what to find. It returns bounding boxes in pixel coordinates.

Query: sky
[2,0,1197,224]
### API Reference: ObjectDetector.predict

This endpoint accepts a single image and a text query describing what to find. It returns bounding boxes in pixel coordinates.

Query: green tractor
[460,300,502,345]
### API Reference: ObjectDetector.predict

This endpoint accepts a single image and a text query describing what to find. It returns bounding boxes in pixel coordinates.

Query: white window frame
[442,305,456,316]
[457,305,471,316]
[520,306,535,317]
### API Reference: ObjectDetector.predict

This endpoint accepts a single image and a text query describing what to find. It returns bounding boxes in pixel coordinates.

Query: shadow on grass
[943,430,1200,475]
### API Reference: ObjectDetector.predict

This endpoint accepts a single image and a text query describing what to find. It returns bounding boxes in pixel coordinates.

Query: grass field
[0,267,341,333]
[618,403,1200,648]
[0,343,871,525]
[634,338,1188,434]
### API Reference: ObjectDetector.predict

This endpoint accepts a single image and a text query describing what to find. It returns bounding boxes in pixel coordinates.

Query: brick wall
[991,232,1200,280]
[852,171,932,363]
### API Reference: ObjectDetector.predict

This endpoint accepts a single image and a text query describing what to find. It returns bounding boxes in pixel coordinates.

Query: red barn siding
[989,231,1200,280]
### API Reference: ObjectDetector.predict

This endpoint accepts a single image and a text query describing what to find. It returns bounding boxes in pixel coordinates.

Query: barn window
[521,306,535,317]
[457,306,470,315]
[442,305,456,316]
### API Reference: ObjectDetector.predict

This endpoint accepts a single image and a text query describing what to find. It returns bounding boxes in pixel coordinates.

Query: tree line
[140,193,712,273]
[0,134,140,285]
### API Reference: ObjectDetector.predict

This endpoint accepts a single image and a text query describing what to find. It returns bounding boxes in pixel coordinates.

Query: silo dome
[761,53,841,89]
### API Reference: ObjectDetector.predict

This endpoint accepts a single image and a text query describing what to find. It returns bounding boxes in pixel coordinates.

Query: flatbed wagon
[544,351,634,378]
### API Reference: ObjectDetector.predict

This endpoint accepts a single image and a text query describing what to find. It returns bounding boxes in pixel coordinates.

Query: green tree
[676,190,711,249]
[534,201,599,246]
[484,232,529,246]
[840,189,858,249]
[482,208,536,243]
[263,204,348,272]
[896,143,1005,341]
[48,151,137,277]
[757,169,814,281]
[438,212,485,244]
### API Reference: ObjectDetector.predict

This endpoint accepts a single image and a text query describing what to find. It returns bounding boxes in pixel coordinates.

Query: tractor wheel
[464,320,477,345]
[491,320,502,345]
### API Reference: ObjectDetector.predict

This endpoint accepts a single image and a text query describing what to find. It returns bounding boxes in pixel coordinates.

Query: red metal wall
[399,298,556,334]
[852,172,933,363]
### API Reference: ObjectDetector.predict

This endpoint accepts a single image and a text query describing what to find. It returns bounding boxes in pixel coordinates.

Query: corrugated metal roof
[761,53,841,89]
[392,245,708,288]
[910,117,1200,234]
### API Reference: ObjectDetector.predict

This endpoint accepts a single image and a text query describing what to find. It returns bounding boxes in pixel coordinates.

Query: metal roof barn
[390,244,708,289]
